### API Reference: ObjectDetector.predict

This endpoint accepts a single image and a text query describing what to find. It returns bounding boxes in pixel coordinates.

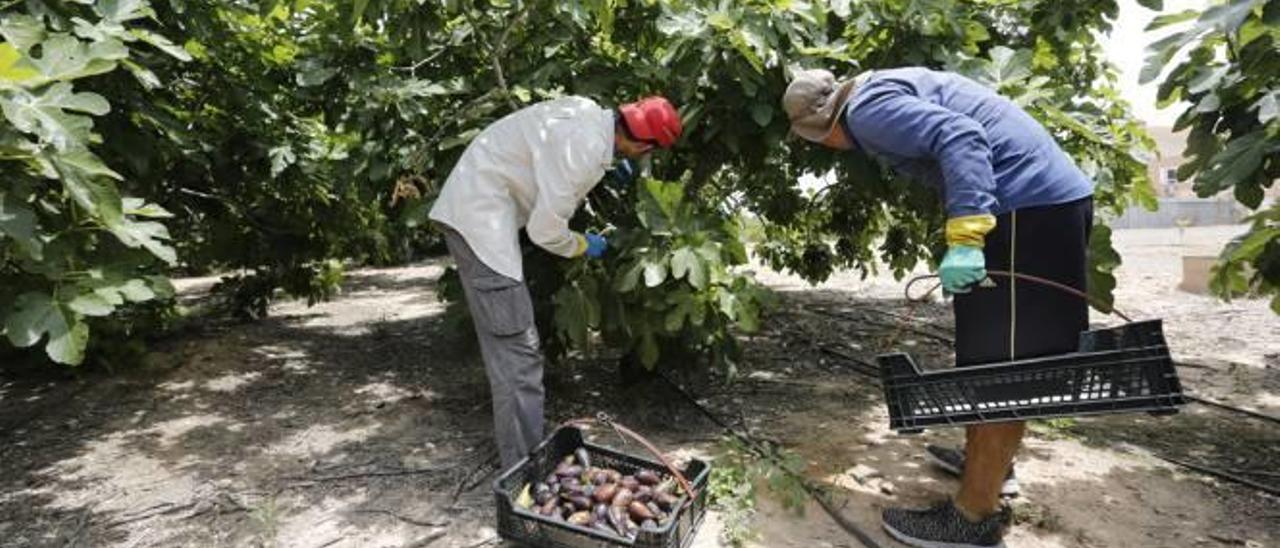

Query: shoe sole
[927,450,963,476]
[882,521,1006,548]
[926,452,1021,498]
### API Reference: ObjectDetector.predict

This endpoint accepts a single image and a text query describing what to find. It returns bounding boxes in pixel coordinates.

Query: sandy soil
[0,225,1276,548]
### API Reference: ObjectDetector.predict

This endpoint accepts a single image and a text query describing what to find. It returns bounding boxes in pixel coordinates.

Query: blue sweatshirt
[842,68,1094,217]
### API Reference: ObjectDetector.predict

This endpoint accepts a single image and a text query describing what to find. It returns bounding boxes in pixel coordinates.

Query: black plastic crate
[878,320,1187,433]
[493,426,710,548]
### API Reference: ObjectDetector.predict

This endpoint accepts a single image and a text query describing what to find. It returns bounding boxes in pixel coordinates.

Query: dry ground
[1,225,1276,548]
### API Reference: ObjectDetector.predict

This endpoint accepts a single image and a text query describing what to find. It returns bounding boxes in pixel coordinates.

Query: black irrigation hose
[1184,394,1280,426]
[656,372,885,548]
[1152,454,1280,497]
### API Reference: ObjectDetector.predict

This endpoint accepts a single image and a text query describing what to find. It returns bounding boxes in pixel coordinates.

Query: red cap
[619,96,682,148]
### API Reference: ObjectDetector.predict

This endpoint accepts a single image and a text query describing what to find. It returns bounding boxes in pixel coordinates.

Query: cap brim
[788,79,856,144]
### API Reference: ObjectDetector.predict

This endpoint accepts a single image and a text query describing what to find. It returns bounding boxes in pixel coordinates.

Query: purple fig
[612,488,634,508]
[568,494,592,510]
[608,505,629,536]
[620,476,639,491]
[634,485,653,503]
[593,483,618,504]
[636,469,661,486]
[592,470,610,486]
[629,501,656,522]
[575,447,592,469]
[654,492,678,511]
[556,465,584,478]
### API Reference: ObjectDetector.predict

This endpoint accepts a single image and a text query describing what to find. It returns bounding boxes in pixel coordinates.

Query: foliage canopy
[2,0,1163,367]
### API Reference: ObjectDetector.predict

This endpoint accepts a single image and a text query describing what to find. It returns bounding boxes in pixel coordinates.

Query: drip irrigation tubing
[1183,394,1280,426]
[1152,454,1280,497]
[656,372,885,548]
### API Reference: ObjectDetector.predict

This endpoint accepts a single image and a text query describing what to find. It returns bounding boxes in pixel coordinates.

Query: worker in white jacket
[429,95,683,468]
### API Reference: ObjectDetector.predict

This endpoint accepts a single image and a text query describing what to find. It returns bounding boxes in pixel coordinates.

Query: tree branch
[463,1,530,109]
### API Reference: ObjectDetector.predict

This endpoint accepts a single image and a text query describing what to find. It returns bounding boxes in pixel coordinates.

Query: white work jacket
[429,97,615,280]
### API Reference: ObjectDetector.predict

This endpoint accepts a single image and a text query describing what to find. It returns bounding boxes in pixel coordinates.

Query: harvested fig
[620,476,640,491]
[534,483,554,505]
[592,483,617,504]
[568,511,591,526]
[636,469,661,486]
[612,488,634,508]
[634,485,653,503]
[646,501,662,518]
[538,498,558,516]
[654,477,676,495]
[515,483,534,509]
[561,477,582,491]
[654,492,678,511]
[575,447,592,469]
[606,469,622,483]
[593,503,609,522]
[629,500,656,522]
[567,494,592,511]
[556,465,584,478]
[607,505,629,536]
[591,470,610,486]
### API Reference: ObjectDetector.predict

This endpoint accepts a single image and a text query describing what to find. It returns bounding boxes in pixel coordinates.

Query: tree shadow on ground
[0,265,504,547]
[720,283,1279,547]
[1,269,1275,548]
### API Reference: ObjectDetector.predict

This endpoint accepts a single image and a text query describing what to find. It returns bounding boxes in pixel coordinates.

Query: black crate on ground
[493,426,710,548]
[877,320,1187,433]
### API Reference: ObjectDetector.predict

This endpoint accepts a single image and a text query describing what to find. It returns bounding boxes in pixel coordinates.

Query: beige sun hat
[782,68,860,143]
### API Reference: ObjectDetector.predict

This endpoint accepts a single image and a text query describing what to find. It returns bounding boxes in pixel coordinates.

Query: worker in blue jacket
[784,67,1095,547]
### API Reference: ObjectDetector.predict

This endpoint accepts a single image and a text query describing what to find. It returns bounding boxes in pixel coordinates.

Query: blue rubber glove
[584,233,608,259]
[939,245,986,294]
[607,158,636,187]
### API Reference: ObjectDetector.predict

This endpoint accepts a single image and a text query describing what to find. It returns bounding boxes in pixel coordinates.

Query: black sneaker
[925,445,1020,498]
[882,500,1010,548]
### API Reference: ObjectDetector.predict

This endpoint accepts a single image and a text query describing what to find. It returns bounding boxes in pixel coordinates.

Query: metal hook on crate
[595,411,630,447]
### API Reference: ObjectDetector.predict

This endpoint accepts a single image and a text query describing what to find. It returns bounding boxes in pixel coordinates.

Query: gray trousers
[442,227,545,469]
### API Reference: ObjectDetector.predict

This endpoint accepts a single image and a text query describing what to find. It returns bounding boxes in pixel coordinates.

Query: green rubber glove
[939,245,986,294]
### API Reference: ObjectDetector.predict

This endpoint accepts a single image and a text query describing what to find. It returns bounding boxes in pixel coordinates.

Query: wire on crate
[904,270,1135,323]
[561,413,698,505]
